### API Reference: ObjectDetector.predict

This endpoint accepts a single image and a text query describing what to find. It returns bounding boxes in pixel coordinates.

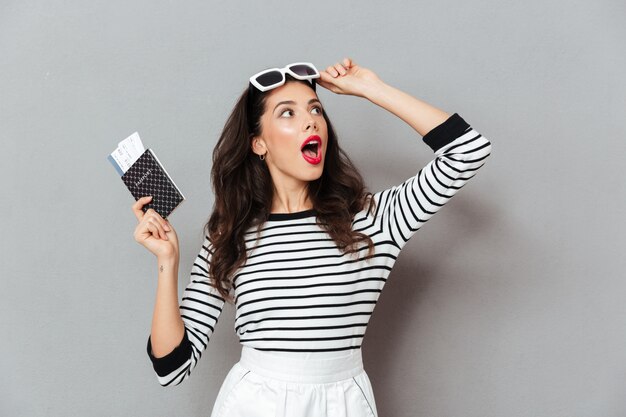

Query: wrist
[362,79,392,104]
[157,255,179,268]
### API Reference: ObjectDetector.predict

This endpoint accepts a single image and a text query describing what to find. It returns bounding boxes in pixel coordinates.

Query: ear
[250,134,266,157]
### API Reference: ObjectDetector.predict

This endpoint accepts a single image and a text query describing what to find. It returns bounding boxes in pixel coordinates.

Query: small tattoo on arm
[160,265,164,272]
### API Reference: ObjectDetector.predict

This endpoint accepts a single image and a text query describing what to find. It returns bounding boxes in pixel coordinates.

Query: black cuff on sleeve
[146,330,192,377]
[422,113,470,152]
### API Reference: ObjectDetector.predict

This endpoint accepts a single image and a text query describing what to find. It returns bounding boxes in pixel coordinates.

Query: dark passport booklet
[120,149,185,219]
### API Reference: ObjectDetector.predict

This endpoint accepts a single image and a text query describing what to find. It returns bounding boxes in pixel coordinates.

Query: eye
[279,108,294,118]
[311,105,323,115]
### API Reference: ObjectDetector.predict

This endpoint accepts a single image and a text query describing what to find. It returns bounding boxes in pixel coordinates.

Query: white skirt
[210,346,378,417]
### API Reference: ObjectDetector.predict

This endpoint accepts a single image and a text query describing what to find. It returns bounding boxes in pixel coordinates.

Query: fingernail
[164,224,171,231]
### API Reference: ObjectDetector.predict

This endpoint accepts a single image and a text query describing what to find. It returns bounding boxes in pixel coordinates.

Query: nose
[305,118,317,131]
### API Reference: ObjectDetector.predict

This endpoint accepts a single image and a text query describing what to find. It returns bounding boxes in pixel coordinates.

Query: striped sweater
[146,113,492,386]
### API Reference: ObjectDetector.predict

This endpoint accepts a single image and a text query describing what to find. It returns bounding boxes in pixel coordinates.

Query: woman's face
[251,81,328,186]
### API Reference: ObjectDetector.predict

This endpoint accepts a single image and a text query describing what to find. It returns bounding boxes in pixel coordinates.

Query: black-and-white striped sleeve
[366,113,492,248]
[146,237,226,386]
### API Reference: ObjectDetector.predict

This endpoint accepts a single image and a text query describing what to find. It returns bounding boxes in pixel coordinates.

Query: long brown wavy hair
[204,74,377,303]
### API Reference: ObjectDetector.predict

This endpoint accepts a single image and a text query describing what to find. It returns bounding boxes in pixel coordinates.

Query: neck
[270,181,312,214]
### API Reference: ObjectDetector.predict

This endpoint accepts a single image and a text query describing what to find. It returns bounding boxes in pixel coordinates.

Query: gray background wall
[1,1,624,416]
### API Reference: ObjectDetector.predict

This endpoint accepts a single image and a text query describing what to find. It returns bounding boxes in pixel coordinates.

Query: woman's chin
[302,166,324,182]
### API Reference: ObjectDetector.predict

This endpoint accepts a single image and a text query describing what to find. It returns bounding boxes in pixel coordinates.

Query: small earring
[259,153,266,161]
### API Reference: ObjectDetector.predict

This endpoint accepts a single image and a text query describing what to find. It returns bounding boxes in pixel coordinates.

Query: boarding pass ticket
[108,132,146,176]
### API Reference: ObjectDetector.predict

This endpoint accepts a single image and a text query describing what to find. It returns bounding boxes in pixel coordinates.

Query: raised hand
[317,57,383,98]
[132,196,179,260]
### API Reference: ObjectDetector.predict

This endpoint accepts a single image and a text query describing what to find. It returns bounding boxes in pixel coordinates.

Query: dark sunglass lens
[289,64,316,76]
[256,71,283,87]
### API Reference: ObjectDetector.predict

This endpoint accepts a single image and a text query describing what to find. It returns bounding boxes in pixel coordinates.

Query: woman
[132,58,492,416]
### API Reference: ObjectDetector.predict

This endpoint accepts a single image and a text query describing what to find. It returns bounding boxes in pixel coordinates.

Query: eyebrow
[273,98,321,113]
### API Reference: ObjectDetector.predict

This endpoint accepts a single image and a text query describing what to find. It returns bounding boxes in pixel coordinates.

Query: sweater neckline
[268,209,317,221]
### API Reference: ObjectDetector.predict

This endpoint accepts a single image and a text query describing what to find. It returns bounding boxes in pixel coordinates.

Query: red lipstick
[300,135,322,165]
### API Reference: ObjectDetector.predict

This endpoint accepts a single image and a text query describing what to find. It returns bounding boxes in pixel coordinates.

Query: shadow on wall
[362,189,523,413]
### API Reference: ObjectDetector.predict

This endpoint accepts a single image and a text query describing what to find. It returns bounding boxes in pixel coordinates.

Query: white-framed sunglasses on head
[249,62,320,92]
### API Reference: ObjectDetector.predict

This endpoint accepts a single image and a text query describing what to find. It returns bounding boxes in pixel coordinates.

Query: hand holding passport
[108,132,185,219]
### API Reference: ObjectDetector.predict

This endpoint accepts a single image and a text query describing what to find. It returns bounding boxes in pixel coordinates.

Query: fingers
[325,63,345,77]
[132,196,152,221]
[318,71,335,84]
[333,62,347,76]
[146,217,169,240]
[325,57,353,77]
[132,195,171,240]
[316,72,336,92]
[318,57,357,94]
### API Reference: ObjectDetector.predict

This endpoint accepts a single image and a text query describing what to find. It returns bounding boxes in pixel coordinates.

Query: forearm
[363,80,451,138]
[150,256,186,358]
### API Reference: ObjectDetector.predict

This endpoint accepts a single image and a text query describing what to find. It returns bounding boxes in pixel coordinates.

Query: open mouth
[301,141,320,158]
[300,136,322,165]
